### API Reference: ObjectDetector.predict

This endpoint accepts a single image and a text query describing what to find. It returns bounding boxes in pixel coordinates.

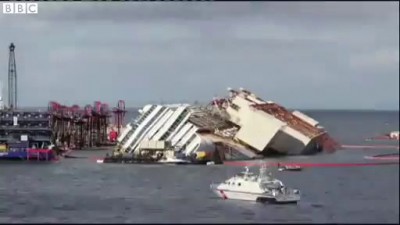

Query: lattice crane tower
[8,43,17,109]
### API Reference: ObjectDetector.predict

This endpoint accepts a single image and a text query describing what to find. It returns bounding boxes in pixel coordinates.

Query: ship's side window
[238,183,241,186]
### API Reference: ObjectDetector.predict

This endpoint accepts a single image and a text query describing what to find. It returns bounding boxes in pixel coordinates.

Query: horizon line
[14,106,400,112]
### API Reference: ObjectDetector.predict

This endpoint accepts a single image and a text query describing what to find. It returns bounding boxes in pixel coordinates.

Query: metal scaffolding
[48,101,118,150]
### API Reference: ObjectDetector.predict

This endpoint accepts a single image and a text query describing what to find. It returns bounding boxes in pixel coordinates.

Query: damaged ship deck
[111,88,341,164]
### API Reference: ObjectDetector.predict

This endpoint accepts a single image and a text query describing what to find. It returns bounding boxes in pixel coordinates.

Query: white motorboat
[158,156,191,165]
[210,166,300,204]
[277,163,303,172]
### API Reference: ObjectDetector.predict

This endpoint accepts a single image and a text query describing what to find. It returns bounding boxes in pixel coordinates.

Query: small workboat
[210,166,301,204]
[158,156,191,165]
[277,163,303,172]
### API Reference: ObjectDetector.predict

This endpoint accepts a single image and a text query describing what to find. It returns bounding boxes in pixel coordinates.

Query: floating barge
[0,147,57,161]
[0,43,128,162]
[0,100,126,162]
[109,88,340,164]
[0,139,57,162]
[0,109,56,161]
[100,141,224,165]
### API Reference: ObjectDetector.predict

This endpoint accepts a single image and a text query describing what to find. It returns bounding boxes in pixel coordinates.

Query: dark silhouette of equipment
[112,100,126,136]
[8,43,17,109]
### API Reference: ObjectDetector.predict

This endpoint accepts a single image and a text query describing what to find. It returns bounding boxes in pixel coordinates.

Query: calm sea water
[0,110,399,223]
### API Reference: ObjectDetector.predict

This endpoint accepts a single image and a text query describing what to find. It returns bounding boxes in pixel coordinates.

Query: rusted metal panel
[251,103,322,138]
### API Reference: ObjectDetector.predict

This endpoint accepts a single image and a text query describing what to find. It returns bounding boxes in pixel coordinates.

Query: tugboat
[210,166,301,204]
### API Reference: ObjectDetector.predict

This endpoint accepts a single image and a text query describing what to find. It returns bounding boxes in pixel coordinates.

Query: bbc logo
[2,2,39,14]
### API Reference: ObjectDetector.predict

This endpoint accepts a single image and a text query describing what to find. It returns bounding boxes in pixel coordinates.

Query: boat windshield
[237,171,254,177]
[234,172,256,181]
[235,167,256,178]
[260,179,284,190]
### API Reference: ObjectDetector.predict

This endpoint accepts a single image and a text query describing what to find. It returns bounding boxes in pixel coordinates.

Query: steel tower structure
[8,43,17,109]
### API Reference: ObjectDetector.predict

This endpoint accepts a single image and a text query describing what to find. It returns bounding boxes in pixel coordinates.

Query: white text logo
[2,2,38,14]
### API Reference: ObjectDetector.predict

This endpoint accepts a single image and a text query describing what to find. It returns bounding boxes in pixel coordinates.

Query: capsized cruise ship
[113,88,340,159]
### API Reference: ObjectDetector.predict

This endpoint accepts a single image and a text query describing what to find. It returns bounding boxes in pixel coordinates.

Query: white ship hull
[211,187,271,201]
[210,184,300,204]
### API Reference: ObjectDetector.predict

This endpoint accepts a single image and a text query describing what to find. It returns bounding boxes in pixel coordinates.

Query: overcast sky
[0,2,398,109]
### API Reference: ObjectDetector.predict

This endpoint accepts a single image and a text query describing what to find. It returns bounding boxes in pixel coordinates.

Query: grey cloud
[349,49,399,71]
[0,1,398,109]
[31,2,396,24]
[31,2,260,22]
